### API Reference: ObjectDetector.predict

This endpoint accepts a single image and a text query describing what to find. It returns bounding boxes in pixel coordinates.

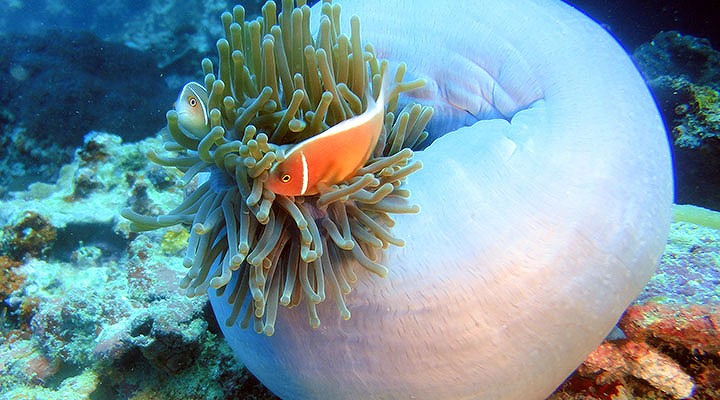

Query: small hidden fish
[265,74,392,196]
[175,82,210,137]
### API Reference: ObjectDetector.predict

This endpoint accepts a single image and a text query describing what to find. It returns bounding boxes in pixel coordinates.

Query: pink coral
[556,340,694,399]
[552,302,720,399]
[619,303,720,356]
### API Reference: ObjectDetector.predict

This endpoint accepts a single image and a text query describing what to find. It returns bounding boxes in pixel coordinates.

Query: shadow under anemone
[121,0,433,336]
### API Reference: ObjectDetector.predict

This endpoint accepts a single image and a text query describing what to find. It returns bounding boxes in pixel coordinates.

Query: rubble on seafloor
[0,132,718,399]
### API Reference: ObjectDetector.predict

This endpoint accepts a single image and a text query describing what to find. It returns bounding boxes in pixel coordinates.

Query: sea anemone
[201,0,674,398]
[124,0,675,398]
[121,0,432,336]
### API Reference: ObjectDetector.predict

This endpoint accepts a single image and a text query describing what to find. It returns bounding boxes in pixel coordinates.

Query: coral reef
[634,32,720,88]
[0,255,27,339]
[0,132,159,231]
[0,132,265,399]
[621,303,720,360]
[638,212,720,306]
[0,212,57,259]
[1,248,246,398]
[664,78,718,149]
[0,123,71,197]
[633,31,720,209]
[0,256,23,302]
[564,340,694,399]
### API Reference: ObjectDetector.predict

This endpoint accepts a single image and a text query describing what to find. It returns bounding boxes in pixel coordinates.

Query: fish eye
[189,97,198,107]
[281,174,292,183]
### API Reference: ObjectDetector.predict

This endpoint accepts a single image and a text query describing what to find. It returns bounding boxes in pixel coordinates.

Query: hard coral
[31,290,104,367]
[553,302,720,400]
[0,339,60,390]
[553,340,695,400]
[0,255,23,301]
[667,78,720,149]
[633,31,720,209]
[0,255,32,340]
[634,31,720,87]
[69,132,135,200]
[128,306,206,375]
[621,302,720,361]
[160,227,191,255]
[1,211,57,259]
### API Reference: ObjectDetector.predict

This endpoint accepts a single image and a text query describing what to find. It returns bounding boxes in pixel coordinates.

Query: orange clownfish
[175,82,210,137]
[265,74,392,196]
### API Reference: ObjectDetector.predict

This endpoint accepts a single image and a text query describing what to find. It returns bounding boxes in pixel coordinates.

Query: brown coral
[555,340,694,400]
[0,255,23,301]
[551,302,720,399]
[2,211,57,259]
[619,302,720,356]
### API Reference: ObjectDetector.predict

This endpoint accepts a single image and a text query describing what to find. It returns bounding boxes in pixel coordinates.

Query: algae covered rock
[633,31,720,209]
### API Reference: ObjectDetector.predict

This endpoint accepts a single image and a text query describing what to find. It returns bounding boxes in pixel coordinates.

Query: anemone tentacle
[121,0,432,335]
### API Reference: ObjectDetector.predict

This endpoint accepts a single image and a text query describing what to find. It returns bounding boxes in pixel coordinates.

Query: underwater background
[0,0,719,399]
